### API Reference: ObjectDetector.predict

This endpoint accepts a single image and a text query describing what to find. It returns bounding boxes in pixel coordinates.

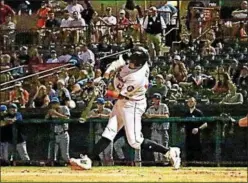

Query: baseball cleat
[164,147,181,170]
[69,155,92,170]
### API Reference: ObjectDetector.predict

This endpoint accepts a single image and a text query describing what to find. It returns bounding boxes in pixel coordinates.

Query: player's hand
[192,128,199,134]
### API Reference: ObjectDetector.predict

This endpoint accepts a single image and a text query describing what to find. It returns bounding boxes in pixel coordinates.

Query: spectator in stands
[117,9,129,44]
[11,53,24,78]
[97,7,117,43]
[18,0,32,16]
[93,69,102,84]
[0,103,30,165]
[169,55,188,83]
[0,54,13,83]
[45,10,60,28]
[55,80,71,105]
[1,15,16,48]
[8,82,29,108]
[29,85,50,108]
[238,66,248,91]
[232,1,248,19]
[181,97,207,163]
[237,22,248,41]
[81,78,100,106]
[78,43,95,67]
[219,83,244,105]
[28,47,43,73]
[46,97,70,165]
[68,75,81,94]
[201,40,216,56]
[0,0,15,25]
[89,97,113,165]
[147,74,168,102]
[46,81,56,100]
[143,6,166,59]
[158,0,178,46]
[18,46,30,65]
[212,72,231,94]
[186,65,212,88]
[145,93,170,163]
[228,59,240,84]
[65,0,84,19]
[46,50,59,63]
[36,1,51,28]
[69,11,86,44]
[58,46,72,63]
[58,68,70,86]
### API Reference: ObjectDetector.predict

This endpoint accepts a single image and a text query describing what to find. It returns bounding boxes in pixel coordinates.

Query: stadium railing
[9,115,247,166]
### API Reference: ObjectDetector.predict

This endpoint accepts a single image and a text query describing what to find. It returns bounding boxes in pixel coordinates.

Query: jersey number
[117,83,124,90]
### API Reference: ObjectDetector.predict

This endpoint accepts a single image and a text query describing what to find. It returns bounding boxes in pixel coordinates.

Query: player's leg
[122,102,181,169]
[90,102,124,160]
[16,141,30,161]
[59,132,70,163]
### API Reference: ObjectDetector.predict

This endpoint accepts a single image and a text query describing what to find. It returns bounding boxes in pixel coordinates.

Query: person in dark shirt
[0,103,30,165]
[45,10,60,28]
[181,97,207,163]
[18,46,30,65]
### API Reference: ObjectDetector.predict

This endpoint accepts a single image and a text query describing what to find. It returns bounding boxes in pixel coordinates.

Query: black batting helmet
[129,46,150,67]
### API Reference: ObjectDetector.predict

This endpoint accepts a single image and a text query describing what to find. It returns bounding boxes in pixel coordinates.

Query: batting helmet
[129,46,150,67]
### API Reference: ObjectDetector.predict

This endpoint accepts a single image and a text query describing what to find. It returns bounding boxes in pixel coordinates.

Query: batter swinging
[70,47,181,169]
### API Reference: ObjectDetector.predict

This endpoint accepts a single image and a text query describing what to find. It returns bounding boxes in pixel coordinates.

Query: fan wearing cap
[145,93,170,163]
[147,74,168,103]
[169,55,188,83]
[8,82,29,108]
[46,97,70,165]
[0,103,30,164]
[143,6,166,58]
[88,98,113,165]
[46,50,59,63]
[116,9,130,44]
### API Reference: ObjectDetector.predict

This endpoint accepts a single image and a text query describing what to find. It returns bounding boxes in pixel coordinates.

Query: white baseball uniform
[102,59,149,150]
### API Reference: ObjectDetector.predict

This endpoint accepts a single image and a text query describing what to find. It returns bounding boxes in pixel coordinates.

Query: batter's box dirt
[1,167,247,182]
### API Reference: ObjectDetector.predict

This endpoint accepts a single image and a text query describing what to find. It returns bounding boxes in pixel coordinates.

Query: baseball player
[89,97,113,166]
[145,93,170,163]
[71,46,181,169]
[46,97,70,165]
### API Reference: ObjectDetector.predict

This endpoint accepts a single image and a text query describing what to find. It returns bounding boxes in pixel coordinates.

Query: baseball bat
[79,89,99,123]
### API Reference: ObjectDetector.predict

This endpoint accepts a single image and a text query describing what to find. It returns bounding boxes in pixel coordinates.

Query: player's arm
[104,55,126,79]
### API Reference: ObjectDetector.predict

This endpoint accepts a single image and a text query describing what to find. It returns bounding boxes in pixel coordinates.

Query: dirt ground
[1,166,247,182]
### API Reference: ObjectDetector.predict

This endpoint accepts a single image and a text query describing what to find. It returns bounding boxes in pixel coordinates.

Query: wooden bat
[79,89,100,123]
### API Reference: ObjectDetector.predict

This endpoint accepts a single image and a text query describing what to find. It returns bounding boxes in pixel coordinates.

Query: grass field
[1,166,247,182]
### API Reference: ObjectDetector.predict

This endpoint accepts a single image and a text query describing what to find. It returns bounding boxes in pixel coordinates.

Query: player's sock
[141,139,169,154]
[90,137,112,160]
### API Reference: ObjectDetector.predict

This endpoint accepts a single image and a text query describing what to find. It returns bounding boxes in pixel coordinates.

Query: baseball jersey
[113,62,149,100]
[53,106,70,133]
[146,103,170,130]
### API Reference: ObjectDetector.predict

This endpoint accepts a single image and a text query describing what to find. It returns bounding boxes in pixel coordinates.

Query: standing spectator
[0,103,30,164]
[1,15,16,48]
[143,6,166,58]
[46,97,70,165]
[17,1,32,16]
[145,93,170,163]
[158,1,178,46]
[36,1,51,28]
[69,11,86,44]
[8,82,29,108]
[60,11,73,28]
[0,0,15,25]
[116,9,129,44]
[181,97,207,164]
[45,10,60,28]
[89,98,113,165]
[78,43,95,67]
[97,7,117,42]
[65,0,84,19]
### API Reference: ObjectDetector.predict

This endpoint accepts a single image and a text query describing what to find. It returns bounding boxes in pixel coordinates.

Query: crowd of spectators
[0,0,248,166]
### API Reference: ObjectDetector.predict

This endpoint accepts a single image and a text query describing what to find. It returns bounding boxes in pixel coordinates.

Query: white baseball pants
[102,99,147,150]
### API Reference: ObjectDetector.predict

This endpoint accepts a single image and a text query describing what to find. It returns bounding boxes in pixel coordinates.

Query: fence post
[11,123,18,166]
[88,119,94,155]
[215,120,221,167]
[171,121,177,146]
